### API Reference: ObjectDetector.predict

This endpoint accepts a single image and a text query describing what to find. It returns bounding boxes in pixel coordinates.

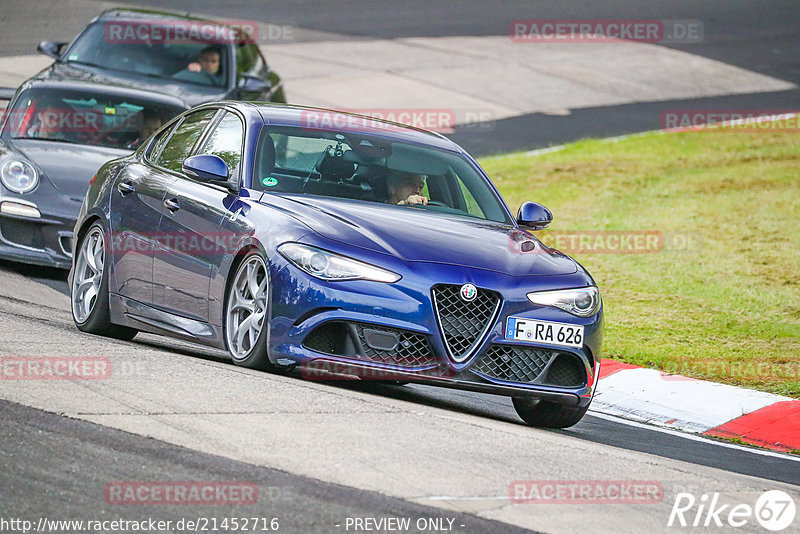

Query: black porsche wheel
[512,397,590,429]
[71,223,137,340]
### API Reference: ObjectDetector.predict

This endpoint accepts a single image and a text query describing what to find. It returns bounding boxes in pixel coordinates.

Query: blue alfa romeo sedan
[69,103,603,428]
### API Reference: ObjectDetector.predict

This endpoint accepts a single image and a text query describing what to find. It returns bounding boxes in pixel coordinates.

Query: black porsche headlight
[278,243,401,283]
[527,286,601,317]
[1,157,39,194]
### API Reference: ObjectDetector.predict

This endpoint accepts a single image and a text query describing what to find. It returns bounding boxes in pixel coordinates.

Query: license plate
[505,317,584,348]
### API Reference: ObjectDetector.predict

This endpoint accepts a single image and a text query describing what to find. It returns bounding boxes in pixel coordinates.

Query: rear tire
[71,222,137,340]
[512,397,589,428]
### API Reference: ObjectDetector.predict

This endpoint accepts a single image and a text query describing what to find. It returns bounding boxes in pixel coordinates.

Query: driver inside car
[386,171,428,205]
[173,46,225,85]
[26,104,79,142]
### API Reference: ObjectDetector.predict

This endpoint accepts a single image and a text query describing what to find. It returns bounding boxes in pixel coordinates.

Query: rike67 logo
[668,490,796,531]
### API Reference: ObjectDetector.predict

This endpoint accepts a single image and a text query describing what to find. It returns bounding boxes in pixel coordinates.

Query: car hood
[11,139,130,200]
[40,62,225,107]
[261,194,578,276]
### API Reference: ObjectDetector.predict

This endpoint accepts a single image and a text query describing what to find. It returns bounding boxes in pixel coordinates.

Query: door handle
[117,180,136,196]
[164,198,180,212]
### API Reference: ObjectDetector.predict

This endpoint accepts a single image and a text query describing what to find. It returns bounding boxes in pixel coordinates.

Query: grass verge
[479,127,800,397]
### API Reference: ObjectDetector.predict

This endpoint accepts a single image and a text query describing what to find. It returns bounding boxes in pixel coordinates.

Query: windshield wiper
[66,59,107,70]
[66,60,170,81]
[13,136,85,145]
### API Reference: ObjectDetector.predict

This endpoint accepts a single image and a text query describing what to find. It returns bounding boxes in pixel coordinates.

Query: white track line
[587,411,800,462]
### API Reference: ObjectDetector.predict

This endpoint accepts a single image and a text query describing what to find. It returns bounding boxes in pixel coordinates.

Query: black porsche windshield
[63,21,235,88]
[2,88,185,150]
[253,126,511,224]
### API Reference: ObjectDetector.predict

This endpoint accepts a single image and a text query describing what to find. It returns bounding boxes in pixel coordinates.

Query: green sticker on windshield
[68,54,78,61]
[262,176,278,187]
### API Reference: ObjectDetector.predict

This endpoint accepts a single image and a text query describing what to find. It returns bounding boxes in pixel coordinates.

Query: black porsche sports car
[0,77,186,268]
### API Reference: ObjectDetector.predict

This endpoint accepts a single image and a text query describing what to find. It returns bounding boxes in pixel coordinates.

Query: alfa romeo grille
[432,284,501,362]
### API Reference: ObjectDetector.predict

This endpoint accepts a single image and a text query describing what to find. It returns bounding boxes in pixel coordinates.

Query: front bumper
[267,255,603,408]
[0,198,78,269]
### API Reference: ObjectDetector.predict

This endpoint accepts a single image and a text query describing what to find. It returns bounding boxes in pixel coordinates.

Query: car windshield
[63,21,234,88]
[2,87,185,150]
[253,126,511,224]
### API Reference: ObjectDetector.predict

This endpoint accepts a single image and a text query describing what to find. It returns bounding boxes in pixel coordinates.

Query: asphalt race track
[1,267,799,533]
[0,400,533,534]
[1,1,799,532]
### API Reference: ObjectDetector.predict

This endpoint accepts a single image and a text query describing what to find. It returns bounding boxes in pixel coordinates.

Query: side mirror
[0,87,16,101]
[237,75,271,95]
[183,154,229,182]
[37,40,66,59]
[516,201,553,230]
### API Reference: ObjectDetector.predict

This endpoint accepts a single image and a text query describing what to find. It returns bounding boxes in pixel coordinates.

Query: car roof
[17,75,188,109]
[95,7,249,35]
[240,102,464,153]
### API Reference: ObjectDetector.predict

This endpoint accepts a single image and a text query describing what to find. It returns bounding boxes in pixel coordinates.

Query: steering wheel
[425,200,447,207]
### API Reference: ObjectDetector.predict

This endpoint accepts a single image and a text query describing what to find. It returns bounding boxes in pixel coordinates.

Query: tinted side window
[155,109,218,173]
[456,174,486,219]
[199,112,244,180]
[145,122,177,161]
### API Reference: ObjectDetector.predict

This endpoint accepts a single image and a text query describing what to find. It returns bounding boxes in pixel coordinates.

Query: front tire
[224,252,277,371]
[71,223,137,340]
[512,397,589,429]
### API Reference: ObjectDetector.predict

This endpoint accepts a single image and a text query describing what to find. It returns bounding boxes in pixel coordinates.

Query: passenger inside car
[124,112,164,149]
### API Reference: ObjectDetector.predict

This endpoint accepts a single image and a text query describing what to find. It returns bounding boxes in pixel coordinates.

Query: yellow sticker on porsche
[505,317,584,348]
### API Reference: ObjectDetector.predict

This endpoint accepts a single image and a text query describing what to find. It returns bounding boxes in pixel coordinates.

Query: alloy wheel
[71,226,105,324]
[226,255,268,361]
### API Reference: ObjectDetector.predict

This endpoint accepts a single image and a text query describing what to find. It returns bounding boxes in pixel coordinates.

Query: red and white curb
[592,359,800,453]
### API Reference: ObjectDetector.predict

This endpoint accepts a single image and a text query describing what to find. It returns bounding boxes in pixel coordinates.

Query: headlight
[278,243,401,283]
[1,158,39,194]
[527,286,601,317]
